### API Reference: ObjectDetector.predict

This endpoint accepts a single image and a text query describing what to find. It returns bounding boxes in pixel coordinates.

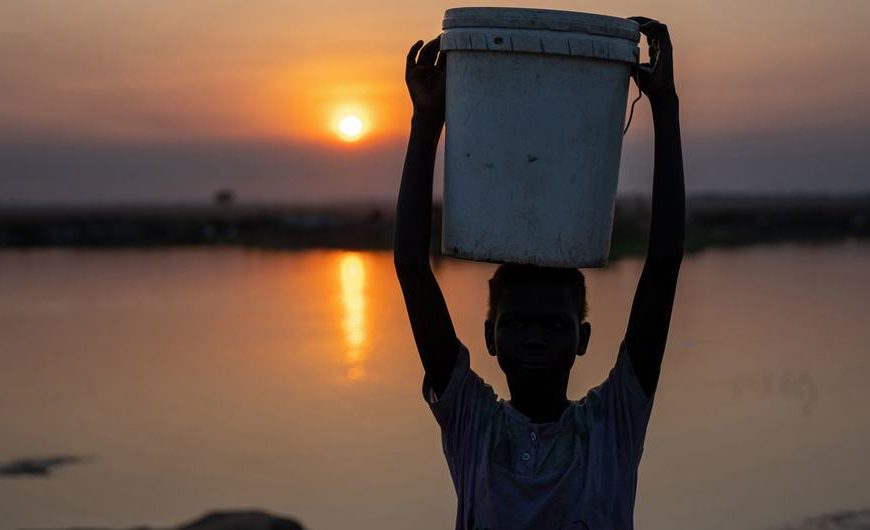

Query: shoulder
[423,343,499,416]
[615,339,655,407]
[575,341,653,423]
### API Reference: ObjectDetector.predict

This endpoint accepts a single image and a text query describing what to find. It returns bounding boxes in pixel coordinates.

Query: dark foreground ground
[2,195,868,260]
[44,510,303,530]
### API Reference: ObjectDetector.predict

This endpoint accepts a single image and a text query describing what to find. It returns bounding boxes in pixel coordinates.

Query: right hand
[405,37,446,122]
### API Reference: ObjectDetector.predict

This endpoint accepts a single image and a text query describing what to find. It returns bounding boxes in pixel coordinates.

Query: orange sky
[1,1,868,202]
[2,0,868,145]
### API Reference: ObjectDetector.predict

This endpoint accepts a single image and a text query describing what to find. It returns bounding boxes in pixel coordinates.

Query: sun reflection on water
[339,252,367,380]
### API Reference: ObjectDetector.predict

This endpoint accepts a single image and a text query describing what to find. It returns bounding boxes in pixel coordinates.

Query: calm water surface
[1,243,869,529]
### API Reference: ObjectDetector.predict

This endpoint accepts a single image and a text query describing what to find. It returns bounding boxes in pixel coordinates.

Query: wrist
[411,112,444,142]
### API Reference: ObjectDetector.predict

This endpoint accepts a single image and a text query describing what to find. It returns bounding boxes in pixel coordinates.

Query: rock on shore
[56,510,304,530]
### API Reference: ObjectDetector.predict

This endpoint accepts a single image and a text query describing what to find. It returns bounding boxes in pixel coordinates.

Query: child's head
[484,264,591,385]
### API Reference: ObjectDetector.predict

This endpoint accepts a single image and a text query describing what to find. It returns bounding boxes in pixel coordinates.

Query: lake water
[1,243,869,530]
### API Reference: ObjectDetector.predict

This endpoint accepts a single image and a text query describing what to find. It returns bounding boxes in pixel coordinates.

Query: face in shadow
[485,279,591,389]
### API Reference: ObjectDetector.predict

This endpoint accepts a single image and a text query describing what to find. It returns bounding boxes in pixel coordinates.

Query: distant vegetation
[1,195,868,260]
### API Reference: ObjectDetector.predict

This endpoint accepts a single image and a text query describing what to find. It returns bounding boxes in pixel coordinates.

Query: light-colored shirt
[423,340,654,530]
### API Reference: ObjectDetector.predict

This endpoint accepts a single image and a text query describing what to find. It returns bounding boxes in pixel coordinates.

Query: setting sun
[336,114,365,142]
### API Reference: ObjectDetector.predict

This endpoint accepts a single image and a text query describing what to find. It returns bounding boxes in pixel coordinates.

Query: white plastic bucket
[440,7,640,267]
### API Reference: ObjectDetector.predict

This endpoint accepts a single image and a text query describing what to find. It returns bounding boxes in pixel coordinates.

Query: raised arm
[394,37,460,397]
[623,18,685,398]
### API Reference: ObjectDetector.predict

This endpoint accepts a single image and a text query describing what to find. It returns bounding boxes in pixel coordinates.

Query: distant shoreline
[2,194,868,259]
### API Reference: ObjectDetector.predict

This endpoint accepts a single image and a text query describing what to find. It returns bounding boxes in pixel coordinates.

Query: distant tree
[367,207,383,223]
[214,189,235,206]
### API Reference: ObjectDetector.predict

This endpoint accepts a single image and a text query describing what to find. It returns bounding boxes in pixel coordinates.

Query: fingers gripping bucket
[440,8,640,267]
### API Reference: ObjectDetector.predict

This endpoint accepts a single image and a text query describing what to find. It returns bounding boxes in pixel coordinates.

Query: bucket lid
[443,7,639,42]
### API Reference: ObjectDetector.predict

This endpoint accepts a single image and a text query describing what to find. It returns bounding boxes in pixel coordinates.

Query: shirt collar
[503,399,575,436]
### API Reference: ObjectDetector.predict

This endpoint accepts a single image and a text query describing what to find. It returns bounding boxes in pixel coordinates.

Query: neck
[507,376,570,423]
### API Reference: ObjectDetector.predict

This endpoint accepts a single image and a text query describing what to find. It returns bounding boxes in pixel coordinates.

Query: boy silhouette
[394,17,684,530]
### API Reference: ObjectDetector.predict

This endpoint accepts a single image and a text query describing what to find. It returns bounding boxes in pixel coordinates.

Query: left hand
[405,37,446,122]
[627,17,676,103]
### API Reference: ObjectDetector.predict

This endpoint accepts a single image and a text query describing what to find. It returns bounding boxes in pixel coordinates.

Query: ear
[577,321,592,357]
[484,319,496,357]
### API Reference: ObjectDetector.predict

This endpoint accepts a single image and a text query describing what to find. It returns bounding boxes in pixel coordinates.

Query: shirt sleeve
[421,343,498,468]
[589,340,655,466]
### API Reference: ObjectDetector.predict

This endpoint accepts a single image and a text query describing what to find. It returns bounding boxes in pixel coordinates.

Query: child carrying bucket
[394,11,684,530]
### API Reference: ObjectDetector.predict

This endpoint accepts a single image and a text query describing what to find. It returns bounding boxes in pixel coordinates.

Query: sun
[336,114,365,142]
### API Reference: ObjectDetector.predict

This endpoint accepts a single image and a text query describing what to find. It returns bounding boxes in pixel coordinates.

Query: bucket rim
[443,7,639,41]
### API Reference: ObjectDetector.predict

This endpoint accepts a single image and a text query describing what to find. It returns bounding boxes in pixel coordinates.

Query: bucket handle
[622,76,642,136]
[623,45,662,135]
